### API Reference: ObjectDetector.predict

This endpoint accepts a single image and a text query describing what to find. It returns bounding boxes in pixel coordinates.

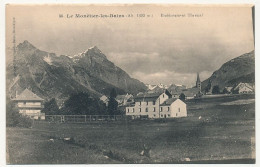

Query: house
[233,83,254,94]
[12,89,45,120]
[116,93,133,106]
[182,87,200,99]
[125,90,187,119]
[159,98,187,118]
[100,95,109,106]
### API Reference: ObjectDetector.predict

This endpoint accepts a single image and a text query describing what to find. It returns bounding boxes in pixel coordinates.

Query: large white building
[126,90,187,119]
[12,89,45,120]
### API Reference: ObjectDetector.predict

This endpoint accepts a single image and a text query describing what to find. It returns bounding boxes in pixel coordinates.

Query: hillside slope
[201,51,255,92]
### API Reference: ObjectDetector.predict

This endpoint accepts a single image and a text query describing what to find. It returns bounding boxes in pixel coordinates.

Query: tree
[42,98,60,115]
[110,88,117,99]
[212,85,220,94]
[62,92,106,115]
[107,88,118,116]
[205,79,212,93]
[179,93,186,101]
[222,88,229,94]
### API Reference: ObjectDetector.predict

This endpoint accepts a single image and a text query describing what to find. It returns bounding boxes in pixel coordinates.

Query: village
[5,4,255,164]
[11,72,255,121]
[7,71,255,164]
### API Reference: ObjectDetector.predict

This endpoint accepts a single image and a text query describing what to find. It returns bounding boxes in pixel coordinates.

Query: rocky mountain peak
[17,40,36,50]
[88,46,99,51]
[85,46,106,59]
[70,46,107,62]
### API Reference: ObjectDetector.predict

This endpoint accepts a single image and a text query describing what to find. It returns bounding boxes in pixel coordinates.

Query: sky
[6,4,254,87]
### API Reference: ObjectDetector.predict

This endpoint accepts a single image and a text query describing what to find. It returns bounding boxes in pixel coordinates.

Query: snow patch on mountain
[146,83,186,90]
[43,54,54,65]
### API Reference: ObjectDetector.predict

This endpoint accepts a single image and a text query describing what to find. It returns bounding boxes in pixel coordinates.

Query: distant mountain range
[6,41,147,105]
[201,50,255,92]
[146,83,186,92]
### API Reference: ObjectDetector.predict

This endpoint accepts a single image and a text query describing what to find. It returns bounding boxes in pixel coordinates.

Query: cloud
[107,52,161,74]
[107,49,220,78]
[6,5,254,86]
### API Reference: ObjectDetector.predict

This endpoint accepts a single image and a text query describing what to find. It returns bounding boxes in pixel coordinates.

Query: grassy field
[6,94,255,164]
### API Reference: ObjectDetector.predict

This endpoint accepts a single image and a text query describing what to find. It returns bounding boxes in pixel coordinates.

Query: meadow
[6,94,255,164]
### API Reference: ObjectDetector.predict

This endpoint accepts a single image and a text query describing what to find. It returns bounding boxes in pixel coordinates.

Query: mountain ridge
[6,40,147,105]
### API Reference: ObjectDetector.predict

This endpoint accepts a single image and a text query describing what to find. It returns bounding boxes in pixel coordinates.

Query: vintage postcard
[5,4,255,164]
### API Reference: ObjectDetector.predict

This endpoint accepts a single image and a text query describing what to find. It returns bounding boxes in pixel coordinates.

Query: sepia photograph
[5,4,255,164]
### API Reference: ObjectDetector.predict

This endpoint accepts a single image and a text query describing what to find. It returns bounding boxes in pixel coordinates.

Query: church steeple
[196,72,201,91]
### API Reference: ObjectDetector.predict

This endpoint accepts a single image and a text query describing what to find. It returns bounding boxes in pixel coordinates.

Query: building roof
[134,92,161,102]
[13,89,44,101]
[100,95,108,102]
[182,87,199,97]
[116,94,133,103]
[135,89,173,102]
[160,98,178,106]
[234,83,254,90]
[136,92,161,98]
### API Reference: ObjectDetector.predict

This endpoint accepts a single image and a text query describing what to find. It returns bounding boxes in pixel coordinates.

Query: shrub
[17,115,33,128]
[42,98,60,115]
[6,100,33,128]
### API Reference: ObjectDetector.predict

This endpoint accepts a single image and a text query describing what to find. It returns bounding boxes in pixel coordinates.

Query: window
[127,109,129,113]
[176,113,178,116]
[178,108,181,112]
[168,107,170,111]
[139,108,141,112]
[163,94,164,98]
[140,102,141,105]
[146,108,148,112]
[168,114,170,117]
[23,102,26,105]
[133,108,135,113]
[161,114,163,117]
[153,101,156,105]
[146,101,148,105]
[153,107,156,112]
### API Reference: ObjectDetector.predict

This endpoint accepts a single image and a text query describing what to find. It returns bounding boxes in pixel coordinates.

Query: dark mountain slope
[201,51,255,92]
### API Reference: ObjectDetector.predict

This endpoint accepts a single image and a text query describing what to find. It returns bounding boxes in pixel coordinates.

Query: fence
[45,115,124,123]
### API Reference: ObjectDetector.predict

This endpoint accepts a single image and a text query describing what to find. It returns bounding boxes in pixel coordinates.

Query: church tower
[196,72,201,92]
